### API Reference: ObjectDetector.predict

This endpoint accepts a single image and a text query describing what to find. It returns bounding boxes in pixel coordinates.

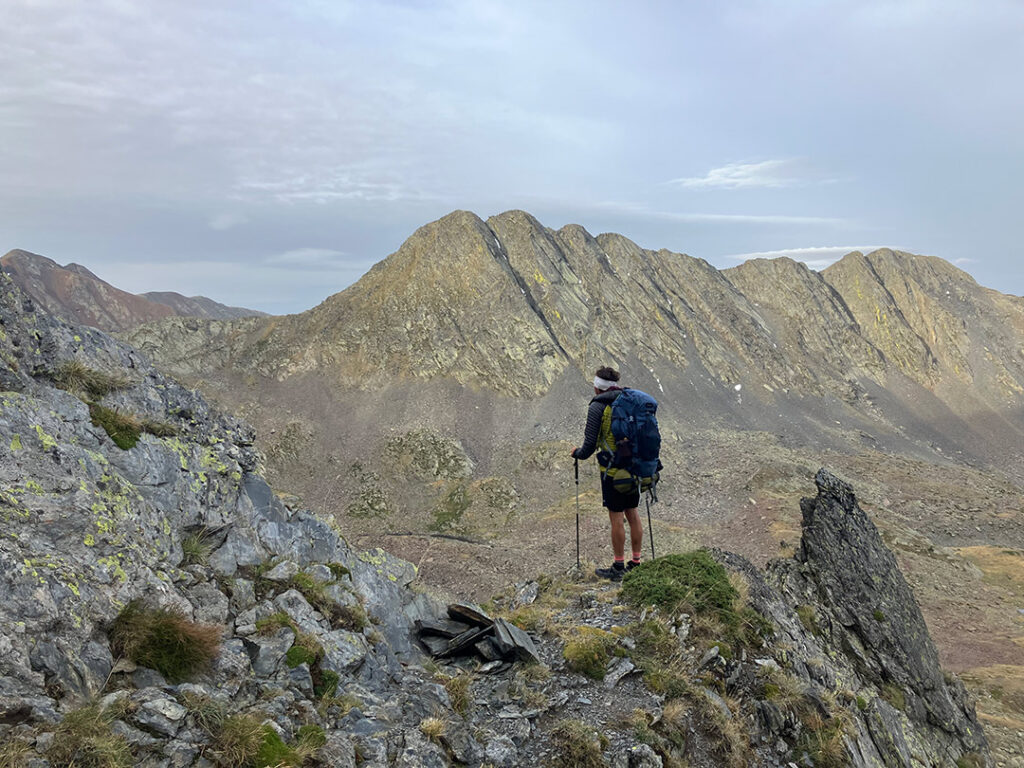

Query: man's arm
[572,400,606,459]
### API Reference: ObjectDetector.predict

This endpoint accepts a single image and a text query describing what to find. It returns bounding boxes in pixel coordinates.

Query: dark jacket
[574,388,623,462]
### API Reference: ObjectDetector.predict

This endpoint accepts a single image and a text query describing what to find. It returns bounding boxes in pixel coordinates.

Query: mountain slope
[0,269,998,763]
[121,211,1024,720]
[1,249,265,332]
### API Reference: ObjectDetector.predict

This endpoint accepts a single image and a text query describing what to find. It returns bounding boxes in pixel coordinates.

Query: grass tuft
[622,550,771,651]
[563,625,617,681]
[0,737,32,768]
[547,719,608,768]
[420,716,446,742]
[209,714,264,768]
[47,701,133,768]
[109,600,222,683]
[181,528,214,566]
[52,360,130,400]
[438,671,473,716]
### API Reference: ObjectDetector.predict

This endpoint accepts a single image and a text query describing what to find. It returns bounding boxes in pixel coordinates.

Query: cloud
[953,257,977,265]
[667,159,833,190]
[265,248,348,269]
[208,212,248,231]
[578,200,847,227]
[723,245,888,270]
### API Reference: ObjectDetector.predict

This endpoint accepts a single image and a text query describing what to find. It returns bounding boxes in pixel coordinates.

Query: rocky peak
[796,470,984,748]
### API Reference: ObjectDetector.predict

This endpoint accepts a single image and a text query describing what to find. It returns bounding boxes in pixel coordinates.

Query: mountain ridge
[1,248,267,332]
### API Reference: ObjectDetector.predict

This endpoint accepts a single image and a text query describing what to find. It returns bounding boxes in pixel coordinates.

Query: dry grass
[420,716,446,741]
[52,360,130,400]
[0,737,33,768]
[796,710,851,768]
[438,671,474,716]
[955,546,1024,599]
[562,625,617,680]
[758,665,808,713]
[47,701,133,768]
[210,714,265,767]
[110,600,222,683]
[547,719,608,768]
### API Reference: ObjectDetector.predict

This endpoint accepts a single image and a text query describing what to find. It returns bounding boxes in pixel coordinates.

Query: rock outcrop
[1,271,991,766]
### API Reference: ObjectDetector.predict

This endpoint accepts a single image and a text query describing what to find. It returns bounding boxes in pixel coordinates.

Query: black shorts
[601,473,640,512]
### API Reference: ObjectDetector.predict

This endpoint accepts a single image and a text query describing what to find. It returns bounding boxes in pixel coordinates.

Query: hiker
[571,366,645,581]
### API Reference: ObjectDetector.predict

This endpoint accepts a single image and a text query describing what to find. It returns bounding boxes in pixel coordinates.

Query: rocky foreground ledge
[0,272,989,767]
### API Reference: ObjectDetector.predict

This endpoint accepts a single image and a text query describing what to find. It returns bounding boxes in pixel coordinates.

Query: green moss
[873,609,886,622]
[327,562,350,580]
[89,404,141,450]
[9,434,21,451]
[285,643,320,668]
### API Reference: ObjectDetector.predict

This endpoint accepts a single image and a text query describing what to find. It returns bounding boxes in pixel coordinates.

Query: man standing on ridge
[571,366,644,581]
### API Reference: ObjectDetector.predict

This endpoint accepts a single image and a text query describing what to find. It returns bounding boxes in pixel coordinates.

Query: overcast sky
[3,0,1023,313]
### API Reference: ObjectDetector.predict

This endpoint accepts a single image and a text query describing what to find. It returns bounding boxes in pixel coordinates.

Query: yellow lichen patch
[10,433,22,451]
[955,546,1024,599]
[34,424,58,450]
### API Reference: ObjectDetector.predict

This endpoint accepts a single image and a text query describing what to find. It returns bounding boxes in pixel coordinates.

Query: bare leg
[624,507,643,556]
[608,510,626,560]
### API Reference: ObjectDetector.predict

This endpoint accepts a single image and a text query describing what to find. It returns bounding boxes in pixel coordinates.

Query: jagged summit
[1,248,266,332]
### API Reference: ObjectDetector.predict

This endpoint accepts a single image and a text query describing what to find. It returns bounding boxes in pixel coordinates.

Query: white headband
[594,376,618,390]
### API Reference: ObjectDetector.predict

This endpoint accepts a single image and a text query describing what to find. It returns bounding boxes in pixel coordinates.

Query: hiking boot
[595,565,624,582]
[625,559,641,572]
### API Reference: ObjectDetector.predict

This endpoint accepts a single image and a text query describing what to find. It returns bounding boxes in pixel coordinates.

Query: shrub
[90,404,142,450]
[52,361,130,400]
[110,600,222,682]
[47,701,133,768]
[547,719,607,768]
[563,626,617,681]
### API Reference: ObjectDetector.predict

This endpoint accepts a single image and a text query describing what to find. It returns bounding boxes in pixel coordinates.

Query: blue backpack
[609,389,662,494]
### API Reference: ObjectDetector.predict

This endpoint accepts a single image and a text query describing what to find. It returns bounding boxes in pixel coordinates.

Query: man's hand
[571,447,579,459]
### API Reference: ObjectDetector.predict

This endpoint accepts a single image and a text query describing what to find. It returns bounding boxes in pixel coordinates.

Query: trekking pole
[645,490,656,560]
[574,458,581,570]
